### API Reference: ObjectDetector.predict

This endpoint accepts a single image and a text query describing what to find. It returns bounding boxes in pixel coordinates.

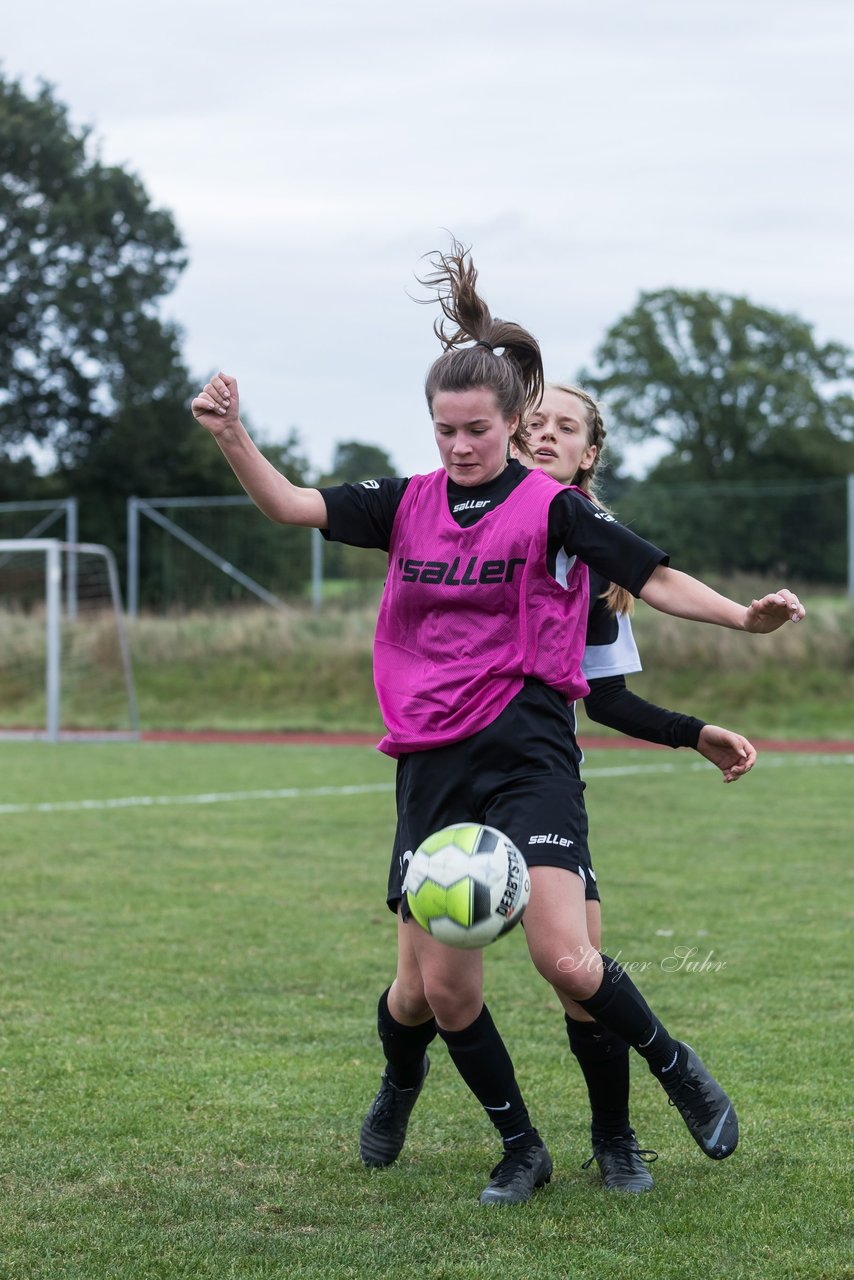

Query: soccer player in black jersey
[522,382,756,1192]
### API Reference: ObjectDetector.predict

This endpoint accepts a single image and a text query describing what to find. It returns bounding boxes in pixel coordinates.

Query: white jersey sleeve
[581,611,643,680]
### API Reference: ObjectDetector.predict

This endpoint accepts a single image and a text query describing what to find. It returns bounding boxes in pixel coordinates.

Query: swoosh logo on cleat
[484,1101,512,1111]
[703,1104,732,1152]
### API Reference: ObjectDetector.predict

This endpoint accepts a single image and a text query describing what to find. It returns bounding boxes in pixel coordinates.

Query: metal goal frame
[0,539,140,742]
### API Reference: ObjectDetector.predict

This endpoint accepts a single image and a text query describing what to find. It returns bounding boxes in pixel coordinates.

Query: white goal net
[0,540,139,742]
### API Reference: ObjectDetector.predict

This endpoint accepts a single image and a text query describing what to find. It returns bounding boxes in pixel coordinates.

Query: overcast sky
[6,0,854,479]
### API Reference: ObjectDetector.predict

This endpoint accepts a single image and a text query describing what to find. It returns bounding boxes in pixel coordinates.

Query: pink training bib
[374,467,590,756]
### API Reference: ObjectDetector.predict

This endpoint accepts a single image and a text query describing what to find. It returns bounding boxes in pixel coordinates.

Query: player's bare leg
[525,867,737,1162]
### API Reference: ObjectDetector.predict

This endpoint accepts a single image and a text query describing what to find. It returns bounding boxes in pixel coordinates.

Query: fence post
[65,497,78,620]
[848,475,854,605]
[46,541,61,743]
[127,497,139,618]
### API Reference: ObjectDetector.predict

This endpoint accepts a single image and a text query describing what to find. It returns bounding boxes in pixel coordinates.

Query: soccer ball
[403,823,531,949]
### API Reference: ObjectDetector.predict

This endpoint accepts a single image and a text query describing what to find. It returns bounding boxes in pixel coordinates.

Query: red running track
[142,730,854,753]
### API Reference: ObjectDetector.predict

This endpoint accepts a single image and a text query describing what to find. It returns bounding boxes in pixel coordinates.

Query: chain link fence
[4,480,853,616]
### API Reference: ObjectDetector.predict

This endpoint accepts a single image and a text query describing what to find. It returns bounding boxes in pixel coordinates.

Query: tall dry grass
[126,592,853,673]
[2,589,852,735]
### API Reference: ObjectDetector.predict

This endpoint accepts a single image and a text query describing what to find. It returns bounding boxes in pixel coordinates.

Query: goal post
[0,539,140,743]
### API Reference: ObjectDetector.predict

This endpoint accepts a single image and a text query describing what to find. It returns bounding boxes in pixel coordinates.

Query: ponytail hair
[420,238,543,458]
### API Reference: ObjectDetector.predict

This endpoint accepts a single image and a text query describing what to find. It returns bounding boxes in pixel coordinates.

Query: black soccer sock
[438,1003,538,1149]
[575,955,683,1079]
[564,1014,632,1142]
[377,988,437,1089]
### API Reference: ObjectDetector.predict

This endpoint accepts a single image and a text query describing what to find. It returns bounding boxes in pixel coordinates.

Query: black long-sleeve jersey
[320,460,665,598]
[319,460,703,749]
[583,568,705,749]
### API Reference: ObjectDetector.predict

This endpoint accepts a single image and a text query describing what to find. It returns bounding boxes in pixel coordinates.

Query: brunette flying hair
[419,238,543,458]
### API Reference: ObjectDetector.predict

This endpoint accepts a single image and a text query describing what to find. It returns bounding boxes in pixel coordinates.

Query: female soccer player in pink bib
[192,240,803,1205]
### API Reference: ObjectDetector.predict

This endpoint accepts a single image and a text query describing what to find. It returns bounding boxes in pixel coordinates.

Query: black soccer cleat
[582,1130,657,1192]
[359,1056,429,1168]
[661,1043,739,1159]
[479,1140,553,1205]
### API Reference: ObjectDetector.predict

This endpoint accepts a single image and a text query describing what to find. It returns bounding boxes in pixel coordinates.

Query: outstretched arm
[583,677,756,782]
[583,676,704,749]
[192,373,328,528]
[639,565,805,632]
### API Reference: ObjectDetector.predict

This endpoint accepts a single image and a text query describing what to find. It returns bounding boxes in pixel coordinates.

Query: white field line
[0,782,395,816]
[583,754,854,779]
[0,753,852,817]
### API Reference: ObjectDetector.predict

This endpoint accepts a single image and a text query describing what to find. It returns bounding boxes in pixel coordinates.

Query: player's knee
[393,983,432,1023]
[389,962,430,1019]
[534,945,602,1000]
[421,974,480,1029]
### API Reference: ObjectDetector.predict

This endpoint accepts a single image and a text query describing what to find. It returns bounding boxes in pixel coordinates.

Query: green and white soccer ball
[403,823,531,949]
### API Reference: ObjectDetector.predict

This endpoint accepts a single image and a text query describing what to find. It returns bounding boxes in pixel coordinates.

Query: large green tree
[0,73,200,488]
[0,69,256,590]
[581,290,854,580]
[582,289,854,476]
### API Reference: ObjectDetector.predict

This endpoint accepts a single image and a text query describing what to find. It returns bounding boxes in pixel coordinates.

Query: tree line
[2,73,853,589]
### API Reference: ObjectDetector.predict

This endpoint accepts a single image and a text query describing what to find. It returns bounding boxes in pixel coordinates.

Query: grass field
[1,741,851,1279]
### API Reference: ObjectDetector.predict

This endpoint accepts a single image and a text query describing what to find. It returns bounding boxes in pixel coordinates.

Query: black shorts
[388,679,600,913]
